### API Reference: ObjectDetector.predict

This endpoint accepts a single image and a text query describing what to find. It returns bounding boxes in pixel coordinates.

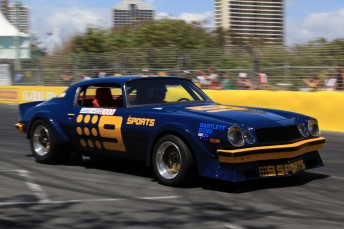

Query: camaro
[16,76,325,186]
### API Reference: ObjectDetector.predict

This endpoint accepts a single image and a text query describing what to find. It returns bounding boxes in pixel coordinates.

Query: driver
[136,85,167,104]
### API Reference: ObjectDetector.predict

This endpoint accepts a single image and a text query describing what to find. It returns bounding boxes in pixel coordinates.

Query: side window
[76,84,123,108]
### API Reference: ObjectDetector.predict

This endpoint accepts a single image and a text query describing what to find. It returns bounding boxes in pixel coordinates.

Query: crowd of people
[192,67,267,90]
[303,65,344,91]
[59,65,344,92]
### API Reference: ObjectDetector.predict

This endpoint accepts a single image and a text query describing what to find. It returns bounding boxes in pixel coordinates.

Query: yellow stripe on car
[217,137,325,163]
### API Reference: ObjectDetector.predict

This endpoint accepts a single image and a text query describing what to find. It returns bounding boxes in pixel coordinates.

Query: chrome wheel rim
[156,141,181,179]
[33,125,51,156]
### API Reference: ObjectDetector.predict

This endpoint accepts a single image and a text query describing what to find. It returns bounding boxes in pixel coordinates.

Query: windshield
[125,78,212,106]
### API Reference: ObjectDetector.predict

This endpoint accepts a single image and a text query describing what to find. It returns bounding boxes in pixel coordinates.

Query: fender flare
[26,111,70,145]
[146,122,216,169]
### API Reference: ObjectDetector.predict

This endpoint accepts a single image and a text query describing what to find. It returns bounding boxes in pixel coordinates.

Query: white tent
[0,11,30,59]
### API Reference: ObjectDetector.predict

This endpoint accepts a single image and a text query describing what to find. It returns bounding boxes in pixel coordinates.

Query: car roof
[65,75,190,96]
[70,75,187,88]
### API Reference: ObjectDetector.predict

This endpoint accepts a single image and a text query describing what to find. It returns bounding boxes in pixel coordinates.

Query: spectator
[237,73,254,90]
[209,77,222,89]
[323,71,337,91]
[194,69,211,88]
[158,71,168,76]
[207,66,219,82]
[98,69,106,78]
[194,67,219,89]
[303,73,320,91]
[60,70,73,85]
[335,65,343,91]
[141,68,150,76]
[14,70,24,82]
[258,72,268,89]
[219,72,234,90]
[80,73,91,81]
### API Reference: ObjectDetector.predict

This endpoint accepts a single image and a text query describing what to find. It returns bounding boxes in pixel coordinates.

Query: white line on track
[1,169,51,203]
[330,175,344,180]
[0,169,180,206]
[17,170,51,203]
[0,196,180,206]
[224,223,246,229]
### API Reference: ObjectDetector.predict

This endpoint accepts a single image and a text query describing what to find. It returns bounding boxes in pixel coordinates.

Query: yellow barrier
[205,89,344,132]
[0,86,343,132]
[0,86,67,105]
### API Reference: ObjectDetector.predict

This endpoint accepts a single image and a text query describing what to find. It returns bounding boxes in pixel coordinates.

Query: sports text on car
[16,76,325,186]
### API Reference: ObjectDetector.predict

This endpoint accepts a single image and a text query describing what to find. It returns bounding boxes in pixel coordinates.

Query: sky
[15,0,344,45]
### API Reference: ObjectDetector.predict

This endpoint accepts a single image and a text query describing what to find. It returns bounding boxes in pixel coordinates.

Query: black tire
[30,120,70,164]
[152,135,198,187]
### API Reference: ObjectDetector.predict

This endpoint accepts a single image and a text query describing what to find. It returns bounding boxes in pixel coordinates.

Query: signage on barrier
[0,90,18,100]
[22,91,57,101]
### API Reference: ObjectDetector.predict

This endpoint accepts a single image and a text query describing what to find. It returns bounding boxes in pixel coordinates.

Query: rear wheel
[30,120,70,164]
[152,135,197,187]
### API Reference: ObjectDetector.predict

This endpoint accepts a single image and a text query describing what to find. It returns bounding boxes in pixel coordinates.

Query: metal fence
[1,45,344,91]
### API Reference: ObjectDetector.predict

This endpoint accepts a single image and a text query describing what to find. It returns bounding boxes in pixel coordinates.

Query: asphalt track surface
[0,104,343,229]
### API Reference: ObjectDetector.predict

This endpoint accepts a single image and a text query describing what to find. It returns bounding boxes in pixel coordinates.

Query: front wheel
[152,135,197,187]
[30,120,70,164]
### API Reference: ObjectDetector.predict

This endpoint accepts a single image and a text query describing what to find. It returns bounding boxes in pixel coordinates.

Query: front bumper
[217,137,325,164]
[208,137,325,182]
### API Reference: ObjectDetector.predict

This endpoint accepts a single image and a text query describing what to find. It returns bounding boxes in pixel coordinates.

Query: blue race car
[16,76,325,186]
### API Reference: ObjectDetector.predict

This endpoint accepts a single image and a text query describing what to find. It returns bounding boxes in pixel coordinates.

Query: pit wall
[0,86,343,132]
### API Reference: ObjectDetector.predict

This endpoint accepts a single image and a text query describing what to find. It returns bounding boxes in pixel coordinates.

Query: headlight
[297,124,309,137]
[308,119,320,136]
[243,129,256,144]
[227,126,244,147]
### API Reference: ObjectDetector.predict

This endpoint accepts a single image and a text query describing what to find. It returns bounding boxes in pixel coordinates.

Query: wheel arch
[146,123,212,172]
[27,111,70,145]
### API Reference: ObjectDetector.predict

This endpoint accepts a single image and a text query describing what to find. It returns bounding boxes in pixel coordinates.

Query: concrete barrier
[0,86,342,132]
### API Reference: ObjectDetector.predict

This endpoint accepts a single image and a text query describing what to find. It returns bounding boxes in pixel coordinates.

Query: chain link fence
[1,45,344,91]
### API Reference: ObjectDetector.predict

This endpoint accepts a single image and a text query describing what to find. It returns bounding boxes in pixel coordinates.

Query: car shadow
[199,172,329,193]
[78,156,156,179]
[65,155,330,193]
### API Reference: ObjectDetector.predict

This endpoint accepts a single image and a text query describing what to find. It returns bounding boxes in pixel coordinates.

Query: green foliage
[36,18,344,86]
[68,19,216,53]
[70,27,110,53]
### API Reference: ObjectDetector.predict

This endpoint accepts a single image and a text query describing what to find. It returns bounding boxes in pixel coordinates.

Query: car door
[61,84,130,157]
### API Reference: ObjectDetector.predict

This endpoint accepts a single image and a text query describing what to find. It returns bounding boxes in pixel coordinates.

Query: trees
[33,18,344,87]
[67,19,216,54]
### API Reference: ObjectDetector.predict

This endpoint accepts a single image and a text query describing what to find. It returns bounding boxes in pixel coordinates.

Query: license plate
[258,159,306,178]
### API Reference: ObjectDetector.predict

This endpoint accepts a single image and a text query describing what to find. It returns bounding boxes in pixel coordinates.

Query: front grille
[255,125,301,143]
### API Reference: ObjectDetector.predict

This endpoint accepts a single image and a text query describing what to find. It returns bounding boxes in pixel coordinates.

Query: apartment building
[7,1,29,33]
[215,0,284,44]
[112,0,155,27]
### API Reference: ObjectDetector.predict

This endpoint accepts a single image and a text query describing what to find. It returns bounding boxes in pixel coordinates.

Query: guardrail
[1,86,343,132]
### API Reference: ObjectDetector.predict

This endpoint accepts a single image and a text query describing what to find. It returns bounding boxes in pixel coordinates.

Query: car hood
[155,104,294,126]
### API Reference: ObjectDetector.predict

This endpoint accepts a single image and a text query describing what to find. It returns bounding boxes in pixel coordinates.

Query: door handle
[67,113,75,117]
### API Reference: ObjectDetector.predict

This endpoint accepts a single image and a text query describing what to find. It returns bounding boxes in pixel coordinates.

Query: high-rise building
[215,0,284,44]
[112,0,154,27]
[7,1,29,33]
[0,0,9,18]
